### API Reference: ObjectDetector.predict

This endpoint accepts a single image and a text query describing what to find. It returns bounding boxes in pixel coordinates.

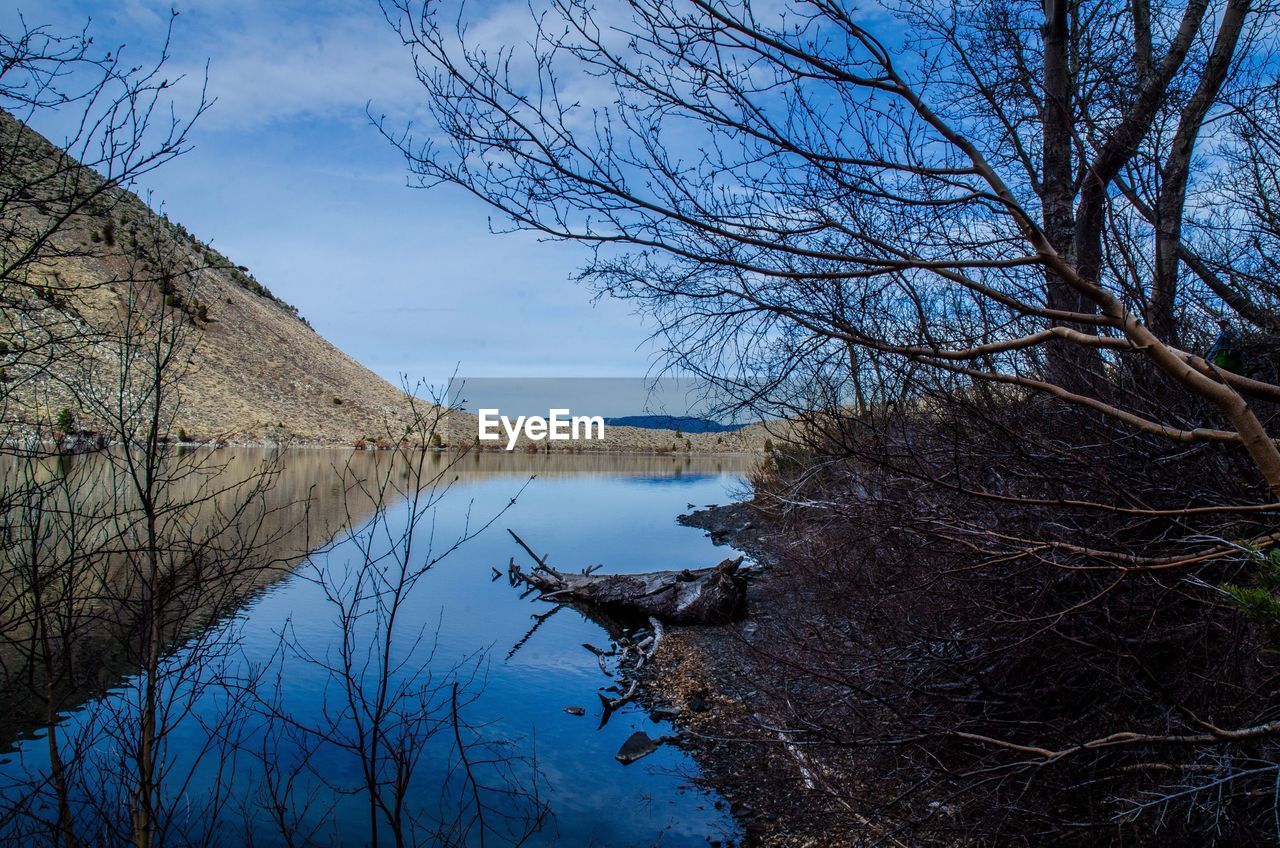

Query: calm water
[0,449,753,846]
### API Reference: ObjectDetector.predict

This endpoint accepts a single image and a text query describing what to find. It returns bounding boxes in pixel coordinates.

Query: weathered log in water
[506,529,747,625]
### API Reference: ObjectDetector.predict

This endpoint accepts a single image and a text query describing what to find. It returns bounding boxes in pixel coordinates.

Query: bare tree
[0,12,207,440]
[0,12,549,848]
[376,1,1280,841]
[379,0,1280,492]
[0,191,294,848]
[239,391,548,847]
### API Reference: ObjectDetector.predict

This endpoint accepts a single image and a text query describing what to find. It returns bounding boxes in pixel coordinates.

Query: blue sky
[11,0,661,384]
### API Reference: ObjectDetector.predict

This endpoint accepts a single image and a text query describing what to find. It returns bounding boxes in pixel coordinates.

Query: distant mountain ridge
[603,415,745,433]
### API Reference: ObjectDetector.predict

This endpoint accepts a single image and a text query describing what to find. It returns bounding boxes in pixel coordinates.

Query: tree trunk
[1042,0,1097,387]
[1150,0,1252,342]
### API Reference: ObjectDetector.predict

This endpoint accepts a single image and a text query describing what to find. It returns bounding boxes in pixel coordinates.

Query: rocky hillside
[1,109,425,446]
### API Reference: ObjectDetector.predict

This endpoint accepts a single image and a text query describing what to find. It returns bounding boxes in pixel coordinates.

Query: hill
[0,109,429,446]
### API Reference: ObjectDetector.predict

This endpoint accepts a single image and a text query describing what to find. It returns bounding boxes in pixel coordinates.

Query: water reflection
[0,448,386,751]
[0,448,751,846]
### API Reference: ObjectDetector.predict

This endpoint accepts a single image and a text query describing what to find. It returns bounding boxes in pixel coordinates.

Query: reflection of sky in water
[1,452,752,846]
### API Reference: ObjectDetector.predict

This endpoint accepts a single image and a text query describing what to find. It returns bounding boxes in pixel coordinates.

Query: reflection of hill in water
[443,450,754,479]
[0,448,386,751]
[0,449,752,750]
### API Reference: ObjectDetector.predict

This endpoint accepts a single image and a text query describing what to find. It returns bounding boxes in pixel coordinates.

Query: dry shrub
[742,382,1280,845]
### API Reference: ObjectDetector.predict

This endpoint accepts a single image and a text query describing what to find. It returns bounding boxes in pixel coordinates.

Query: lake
[0,448,754,847]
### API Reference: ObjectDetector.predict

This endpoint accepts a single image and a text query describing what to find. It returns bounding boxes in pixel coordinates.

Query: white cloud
[172,8,426,131]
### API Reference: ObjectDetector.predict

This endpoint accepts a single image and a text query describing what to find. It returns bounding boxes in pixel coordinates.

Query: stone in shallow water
[564,705,585,716]
[616,731,666,764]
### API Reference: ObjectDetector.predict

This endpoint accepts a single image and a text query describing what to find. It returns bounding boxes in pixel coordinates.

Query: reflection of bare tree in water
[239,392,547,847]
[0,16,275,843]
[0,13,548,847]
[0,147,288,846]
[0,376,549,846]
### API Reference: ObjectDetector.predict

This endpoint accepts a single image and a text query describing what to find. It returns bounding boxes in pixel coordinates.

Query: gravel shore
[632,503,900,847]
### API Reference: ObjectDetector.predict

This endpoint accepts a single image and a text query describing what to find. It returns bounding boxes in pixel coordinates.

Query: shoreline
[17,433,765,457]
[632,503,888,847]
[19,429,768,457]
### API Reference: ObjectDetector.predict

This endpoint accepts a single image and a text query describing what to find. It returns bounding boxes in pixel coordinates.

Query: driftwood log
[506,530,747,625]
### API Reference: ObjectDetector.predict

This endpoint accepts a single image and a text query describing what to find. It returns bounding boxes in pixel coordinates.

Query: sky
[9,0,662,385]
